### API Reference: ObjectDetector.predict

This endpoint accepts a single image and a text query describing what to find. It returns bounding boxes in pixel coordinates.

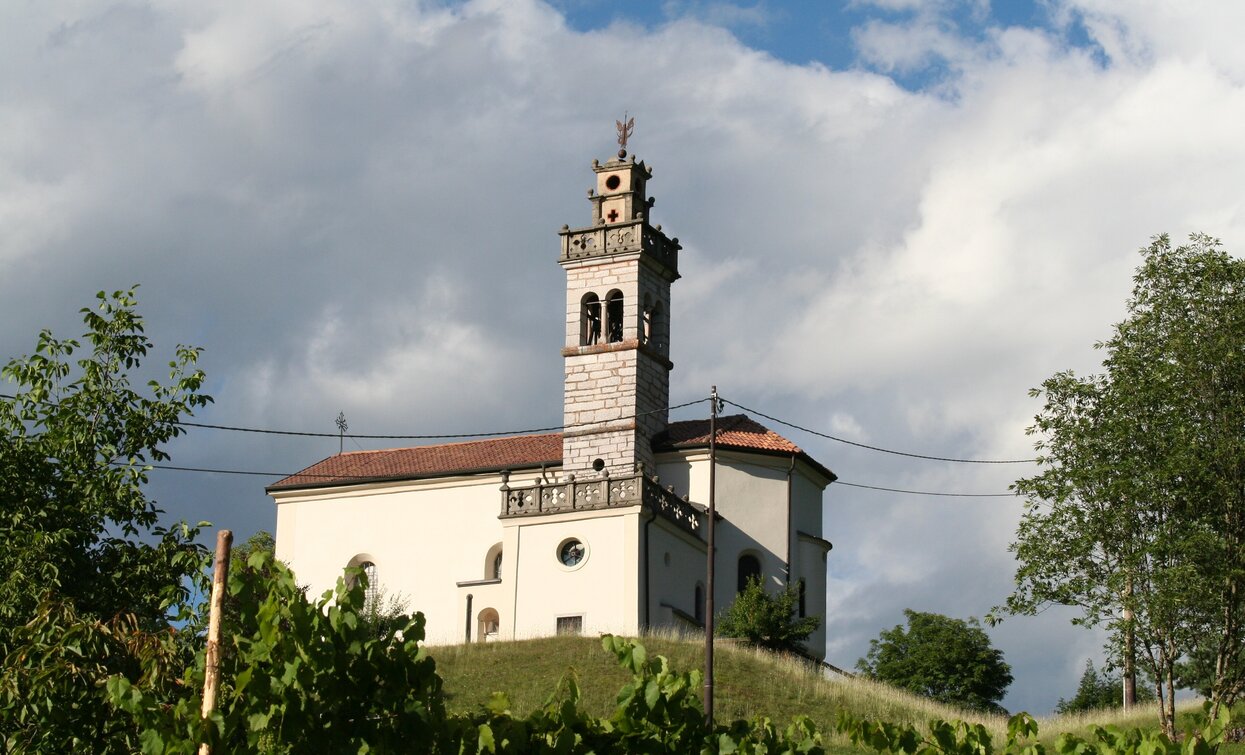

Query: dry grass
[430,631,1235,753]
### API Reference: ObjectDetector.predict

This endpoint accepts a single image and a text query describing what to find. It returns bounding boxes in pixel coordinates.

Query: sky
[4,0,1245,715]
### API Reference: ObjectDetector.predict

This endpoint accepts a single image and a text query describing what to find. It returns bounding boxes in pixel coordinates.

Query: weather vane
[616,113,634,158]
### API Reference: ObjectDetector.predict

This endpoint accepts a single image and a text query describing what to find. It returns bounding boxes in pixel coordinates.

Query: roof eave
[655,442,836,486]
[266,458,563,495]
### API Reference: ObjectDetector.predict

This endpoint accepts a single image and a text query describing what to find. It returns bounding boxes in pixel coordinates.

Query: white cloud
[852,17,974,74]
[1063,1,1245,80]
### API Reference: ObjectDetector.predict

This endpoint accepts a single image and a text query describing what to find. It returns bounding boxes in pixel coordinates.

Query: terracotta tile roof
[268,415,834,492]
[656,414,801,454]
[654,415,836,482]
[267,433,562,491]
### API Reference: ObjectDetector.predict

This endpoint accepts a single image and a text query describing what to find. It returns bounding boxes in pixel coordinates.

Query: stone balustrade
[499,471,701,538]
[559,220,680,273]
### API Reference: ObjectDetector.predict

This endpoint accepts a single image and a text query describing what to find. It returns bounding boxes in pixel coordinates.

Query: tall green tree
[0,288,212,749]
[1055,660,1154,714]
[856,609,1013,714]
[1001,234,1245,734]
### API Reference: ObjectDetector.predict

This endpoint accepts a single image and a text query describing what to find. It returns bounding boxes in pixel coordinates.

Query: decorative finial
[616,112,634,159]
[335,411,348,454]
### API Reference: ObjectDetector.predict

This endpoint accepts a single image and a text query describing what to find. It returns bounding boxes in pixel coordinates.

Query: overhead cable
[173,397,710,439]
[140,463,1018,498]
[832,480,1017,498]
[720,397,1038,465]
[7,388,1038,471]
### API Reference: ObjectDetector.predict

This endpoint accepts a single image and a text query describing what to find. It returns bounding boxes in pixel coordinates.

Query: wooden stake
[199,529,233,755]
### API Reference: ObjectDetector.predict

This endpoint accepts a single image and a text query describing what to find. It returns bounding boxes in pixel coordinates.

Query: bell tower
[558,133,680,477]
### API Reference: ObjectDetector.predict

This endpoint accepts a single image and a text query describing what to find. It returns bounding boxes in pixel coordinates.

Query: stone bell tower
[558,134,681,477]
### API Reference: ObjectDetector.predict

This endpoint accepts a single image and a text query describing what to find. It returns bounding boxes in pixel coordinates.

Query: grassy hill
[430,633,1192,751]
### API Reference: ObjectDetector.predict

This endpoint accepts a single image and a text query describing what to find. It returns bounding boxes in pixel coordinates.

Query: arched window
[605,290,624,343]
[641,294,653,345]
[648,301,663,352]
[346,556,380,609]
[581,293,601,345]
[477,607,500,642]
[362,561,379,608]
[484,542,503,580]
[694,582,705,625]
[737,553,761,594]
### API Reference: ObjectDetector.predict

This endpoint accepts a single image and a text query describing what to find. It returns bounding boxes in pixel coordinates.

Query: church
[268,141,836,656]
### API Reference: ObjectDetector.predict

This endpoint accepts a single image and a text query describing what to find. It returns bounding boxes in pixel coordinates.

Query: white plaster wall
[272,472,518,645]
[789,469,823,542]
[658,452,788,606]
[508,507,641,639]
[646,519,707,629]
[789,469,828,657]
[797,536,829,658]
[656,449,831,657]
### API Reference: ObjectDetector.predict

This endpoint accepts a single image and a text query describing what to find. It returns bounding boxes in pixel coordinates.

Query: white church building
[268,145,836,656]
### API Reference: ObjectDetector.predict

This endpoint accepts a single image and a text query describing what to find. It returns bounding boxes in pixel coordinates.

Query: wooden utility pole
[1123,577,1136,710]
[200,529,233,755]
[704,386,719,727]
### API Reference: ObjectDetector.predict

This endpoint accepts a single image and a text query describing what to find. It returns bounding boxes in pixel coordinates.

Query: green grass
[430,632,1218,752]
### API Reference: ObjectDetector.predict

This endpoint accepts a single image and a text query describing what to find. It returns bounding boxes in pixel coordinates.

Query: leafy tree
[229,529,411,642]
[1001,234,1245,734]
[216,529,285,668]
[1055,660,1154,714]
[113,550,445,754]
[0,595,185,753]
[716,575,820,654]
[856,609,1013,714]
[231,528,276,564]
[1176,641,1245,702]
[0,288,211,749]
[221,530,278,623]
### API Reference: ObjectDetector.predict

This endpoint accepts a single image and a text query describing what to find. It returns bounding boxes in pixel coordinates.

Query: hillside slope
[430,633,1176,745]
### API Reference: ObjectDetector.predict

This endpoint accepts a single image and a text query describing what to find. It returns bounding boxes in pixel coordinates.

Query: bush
[716,575,820,655]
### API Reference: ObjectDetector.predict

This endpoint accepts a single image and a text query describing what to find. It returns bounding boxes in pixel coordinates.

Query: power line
[833,480,1017,498]
[8,390,1032,495]
[5,389,1036,466]
[720,397,1038,465]
[2,391,708,440]
[140,464,1018,498]
[145,464,291,478]
[173,397,710,439]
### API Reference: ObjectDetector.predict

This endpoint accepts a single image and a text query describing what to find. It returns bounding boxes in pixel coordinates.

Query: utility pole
[200,529,233,755]
[1123,577,1136,710]
[704,386,719,727]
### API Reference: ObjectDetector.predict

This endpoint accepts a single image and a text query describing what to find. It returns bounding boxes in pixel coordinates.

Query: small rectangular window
[556,615,583,635]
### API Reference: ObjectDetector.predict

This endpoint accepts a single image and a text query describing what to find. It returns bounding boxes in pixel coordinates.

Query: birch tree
[1001,234,1245,735]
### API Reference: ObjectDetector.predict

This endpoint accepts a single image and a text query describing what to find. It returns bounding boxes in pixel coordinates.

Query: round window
[558,538,586,568]
[605,174,622,191]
